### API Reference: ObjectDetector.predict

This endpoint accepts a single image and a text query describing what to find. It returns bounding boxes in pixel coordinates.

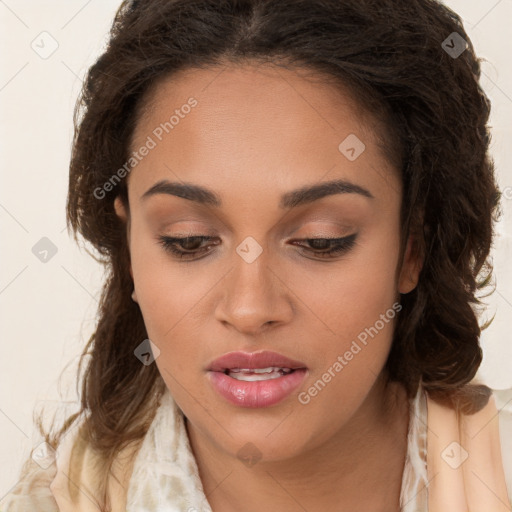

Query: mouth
[223,367,297,381]
[206,350,308,408]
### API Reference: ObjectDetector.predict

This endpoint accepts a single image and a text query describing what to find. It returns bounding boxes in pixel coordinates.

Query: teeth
[226,367,294,381]
[229,367,292,374]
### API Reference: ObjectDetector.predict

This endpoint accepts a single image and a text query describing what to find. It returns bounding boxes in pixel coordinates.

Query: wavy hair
[20,0,500,510]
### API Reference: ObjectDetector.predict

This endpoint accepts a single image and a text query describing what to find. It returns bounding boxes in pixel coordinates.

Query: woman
[2,0,511,510]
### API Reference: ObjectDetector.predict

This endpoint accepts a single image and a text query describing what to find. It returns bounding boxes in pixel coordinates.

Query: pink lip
[207,350,307,372]
[207,350,308,408]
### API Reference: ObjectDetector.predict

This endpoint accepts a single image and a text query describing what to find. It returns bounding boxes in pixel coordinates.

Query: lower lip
[207,369,308,408]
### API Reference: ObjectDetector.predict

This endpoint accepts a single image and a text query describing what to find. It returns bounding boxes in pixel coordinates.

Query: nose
[214,248,294,336]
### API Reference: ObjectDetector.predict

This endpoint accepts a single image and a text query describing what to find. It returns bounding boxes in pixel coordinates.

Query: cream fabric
[2,384,511,511]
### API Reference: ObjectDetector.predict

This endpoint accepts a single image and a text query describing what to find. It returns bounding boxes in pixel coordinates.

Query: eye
[290,233,357,259]
[157,235,218,260]
[157,233,357,261]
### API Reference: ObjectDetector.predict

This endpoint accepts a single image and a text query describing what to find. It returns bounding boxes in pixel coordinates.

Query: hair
[21,0,501,510]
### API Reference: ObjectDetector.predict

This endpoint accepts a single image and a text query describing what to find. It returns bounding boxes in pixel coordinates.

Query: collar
[47,383,511,512]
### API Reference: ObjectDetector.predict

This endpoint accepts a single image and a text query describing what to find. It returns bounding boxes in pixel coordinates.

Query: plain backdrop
[1,0,511,497]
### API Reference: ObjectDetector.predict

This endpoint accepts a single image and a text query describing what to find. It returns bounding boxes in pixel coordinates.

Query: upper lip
[207,350,307,372]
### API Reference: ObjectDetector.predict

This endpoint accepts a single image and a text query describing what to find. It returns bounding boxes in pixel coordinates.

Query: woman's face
[115,62,420,462]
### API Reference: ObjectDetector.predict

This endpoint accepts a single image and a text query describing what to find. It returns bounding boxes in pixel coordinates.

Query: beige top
[2,384,512,512]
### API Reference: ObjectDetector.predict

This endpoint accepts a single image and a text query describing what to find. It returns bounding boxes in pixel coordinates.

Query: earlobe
[114,195,128,222]
[113,195,134,281]
[398,235,423,294]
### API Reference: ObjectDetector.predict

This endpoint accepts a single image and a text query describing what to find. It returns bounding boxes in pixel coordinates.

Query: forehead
[135,62,378,144]
[127,62,400,208]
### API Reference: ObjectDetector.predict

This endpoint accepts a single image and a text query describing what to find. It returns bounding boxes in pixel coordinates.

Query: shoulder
[0,412,139,512]
[494,387,512,506]
[425,384,512,510]
[0,449,59,511]
[0,405,91,512]
[0,411,87,512]
[49,414,140,512]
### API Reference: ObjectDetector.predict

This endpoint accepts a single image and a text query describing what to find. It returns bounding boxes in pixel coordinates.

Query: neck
[187,373,410,512]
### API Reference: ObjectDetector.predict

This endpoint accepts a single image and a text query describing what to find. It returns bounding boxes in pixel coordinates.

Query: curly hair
[25,0,501,510]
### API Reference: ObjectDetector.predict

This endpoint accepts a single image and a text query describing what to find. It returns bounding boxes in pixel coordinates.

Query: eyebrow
[141,178,374,209]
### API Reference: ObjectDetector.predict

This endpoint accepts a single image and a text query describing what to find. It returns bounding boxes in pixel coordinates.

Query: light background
[1,0,511,496]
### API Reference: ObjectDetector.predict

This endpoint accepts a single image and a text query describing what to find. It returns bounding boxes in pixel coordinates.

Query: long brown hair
[24,0,500,509]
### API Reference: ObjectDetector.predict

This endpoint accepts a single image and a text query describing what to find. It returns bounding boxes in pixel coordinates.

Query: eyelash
[156,234,357,261]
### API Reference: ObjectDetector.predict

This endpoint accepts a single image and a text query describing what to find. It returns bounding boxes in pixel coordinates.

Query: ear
[114,195,128,222]
[398,235,423,294]
[114,195,134,281]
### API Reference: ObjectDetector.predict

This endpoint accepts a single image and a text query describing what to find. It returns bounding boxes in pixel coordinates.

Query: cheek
[128,222,227,381]
[129,224,189,335]
[291,223,400,338]
[290,246,401,443]
[291,225,401,400]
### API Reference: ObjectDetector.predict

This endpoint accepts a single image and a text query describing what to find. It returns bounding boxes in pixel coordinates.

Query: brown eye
[158,236,218,260]
[290,234,357,259]
[157,233,357,261]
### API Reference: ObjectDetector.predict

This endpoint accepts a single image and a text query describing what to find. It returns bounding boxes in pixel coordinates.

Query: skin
[114,61,422,512]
